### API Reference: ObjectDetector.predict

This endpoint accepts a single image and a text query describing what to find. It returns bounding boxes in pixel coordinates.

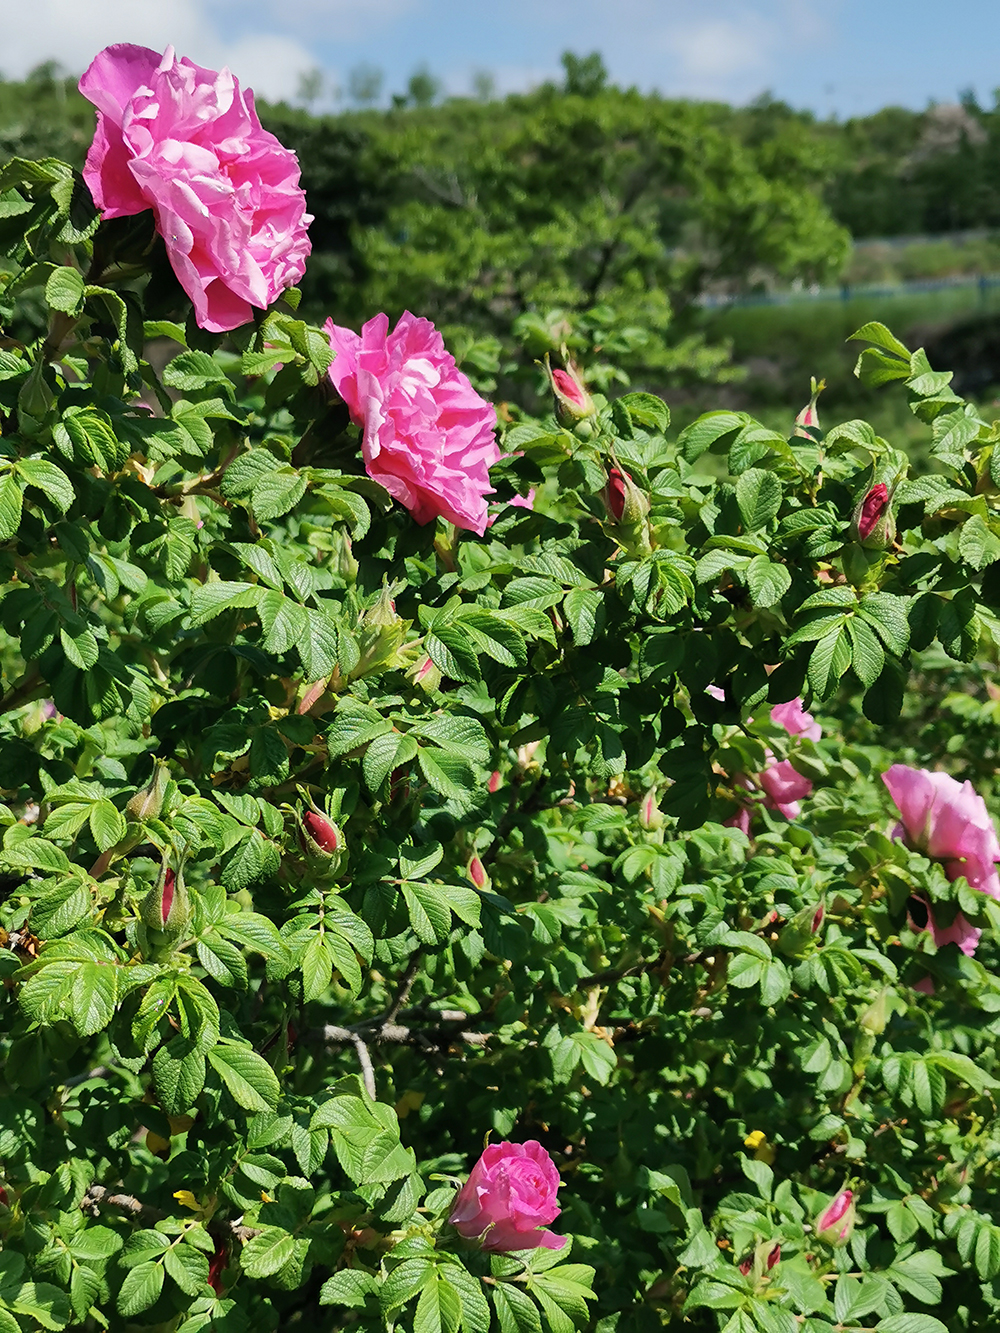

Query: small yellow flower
[173,1190,201,1212]
[743,1130,776,1164]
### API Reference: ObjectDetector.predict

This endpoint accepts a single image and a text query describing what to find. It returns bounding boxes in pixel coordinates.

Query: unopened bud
[468,854,489,890]
[208,1242,228,1294]
[410,654,442,693]
[299,804,344,868]
[18,359,54,422]
[140,862,190,947]
[547,358,595,425]
[639,788,662,830]
[859,987,888,1035]
[602,466,649,526]
[353,583,410,679]
[487,769,502,794]
[777,901,824,957]
[793,376,825,438]
[766,1244,780,1271]
[814,1189,855,1246]
[126,759,170,823]
[850,483,896,549]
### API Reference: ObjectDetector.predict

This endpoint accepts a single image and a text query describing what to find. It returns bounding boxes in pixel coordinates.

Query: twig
[353,1035,377,1099]
[385,952,422,1024]
[81,1184,164,1221]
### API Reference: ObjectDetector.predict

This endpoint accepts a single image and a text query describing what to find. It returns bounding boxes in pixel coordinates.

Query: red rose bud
[814,1188,855,1245]
[851,482,896,549]
[602,467,649,527]
[738,1255,753,1276]
[548,360,595,424]
[303,810,340,854]
[468,854,489,890]
[208,1242,228,1293]
[793,376,825,438]
[488,769,502,794]
[811,902,825,934]
[766,1243,780,1271]
[0,1185,8,1208]
[140,861,190,951]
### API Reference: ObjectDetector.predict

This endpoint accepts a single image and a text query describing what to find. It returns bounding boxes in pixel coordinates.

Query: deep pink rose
[325,312,500,536]
[770,698,822,742]
[814,1189,855,1245]
[449,1140,566,1252]
[883,765,1000,956]
[79,44,311,332]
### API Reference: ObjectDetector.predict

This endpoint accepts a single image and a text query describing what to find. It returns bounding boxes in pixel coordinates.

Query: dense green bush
[4,46,1000,1333]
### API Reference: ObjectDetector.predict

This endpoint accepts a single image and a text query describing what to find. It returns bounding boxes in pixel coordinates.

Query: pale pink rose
[884,765,1000,957]
[449,1140,565,1252]
[759,699,820,818]
[325,313,500,536]
[770,698,822,742]
[79,44,311,332]
[508,489,536,510]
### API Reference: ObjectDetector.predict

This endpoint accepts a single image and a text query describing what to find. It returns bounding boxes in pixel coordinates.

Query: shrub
[1,45,1000,1333]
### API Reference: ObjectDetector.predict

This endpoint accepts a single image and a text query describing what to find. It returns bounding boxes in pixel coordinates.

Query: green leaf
[808,624,851,699]
[736,468,782,531]
[677,411,747,462]
[117,1261,165,1317]
[44,265,84,314]
[90,798,126,851]
[208,1043,280,1111]
[847,616,885,688]
[241,1228,295,1278]
[746,556,791,608]
[876,1317,948,1333]
[0,472,24,540]
[848,321,910,359]
[16,458,74,512]
[959,514,1000,572]
[152,1037,206,1115]
[59,624,99,670]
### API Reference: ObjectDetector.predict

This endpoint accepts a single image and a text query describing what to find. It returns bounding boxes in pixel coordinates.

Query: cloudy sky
[4,0,998,116]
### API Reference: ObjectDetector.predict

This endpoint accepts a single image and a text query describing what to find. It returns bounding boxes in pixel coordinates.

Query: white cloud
[0,0,320,101]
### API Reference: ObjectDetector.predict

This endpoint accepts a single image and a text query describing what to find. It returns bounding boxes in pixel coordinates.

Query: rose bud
[766,1243,781,1270]
[545,356,595,426]
[0,1185,9,1208]
[793,376,825,438]
[850,482,896,549]
[126,759,170,823]
[449,1140,566,1252]
[139,862,190,958]
[467,854,490,890]
[813,1188,855,1245]
[777,901,825,957]
[207,1242,228,1294]
[410,654,442,693]
[487,769,503,794]
[639,788,663,831]
[602,466,649,526]
[300,804,344,867]
[738,1254,753,1276]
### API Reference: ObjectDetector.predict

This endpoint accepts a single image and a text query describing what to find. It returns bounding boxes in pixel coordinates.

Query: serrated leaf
[736,468,782,531]
[208,1043,280,1111]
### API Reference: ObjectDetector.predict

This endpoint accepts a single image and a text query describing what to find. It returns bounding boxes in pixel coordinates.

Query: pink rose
[79,44,311,333]
[814,1188,855,1245]
[325,312,500,536]
[883,765,1000,956]
[449,1140,566,1252]
[759,699,820,818]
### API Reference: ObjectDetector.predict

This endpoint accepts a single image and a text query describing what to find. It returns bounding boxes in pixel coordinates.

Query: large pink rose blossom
[79,44,312,332]
[326,312,500,535]
[449,1140,566,1252]
[883,765,1000,957]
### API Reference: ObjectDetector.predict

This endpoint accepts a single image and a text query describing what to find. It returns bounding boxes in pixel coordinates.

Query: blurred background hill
[5,53,1000,437]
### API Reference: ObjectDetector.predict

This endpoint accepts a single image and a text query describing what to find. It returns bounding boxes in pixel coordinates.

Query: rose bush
[3,43,1000,1333]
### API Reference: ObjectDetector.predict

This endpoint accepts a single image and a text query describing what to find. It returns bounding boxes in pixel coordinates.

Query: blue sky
[9,0,1000,116]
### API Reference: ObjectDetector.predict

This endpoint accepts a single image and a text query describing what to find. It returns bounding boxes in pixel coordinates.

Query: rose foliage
[4,42,1000,1333]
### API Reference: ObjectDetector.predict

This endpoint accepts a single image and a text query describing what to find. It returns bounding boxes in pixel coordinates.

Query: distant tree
[561,51,608,97]
[347,63,383,107]
[472,70,496,102]
[407,66,440,108]
[295,67,324,111]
